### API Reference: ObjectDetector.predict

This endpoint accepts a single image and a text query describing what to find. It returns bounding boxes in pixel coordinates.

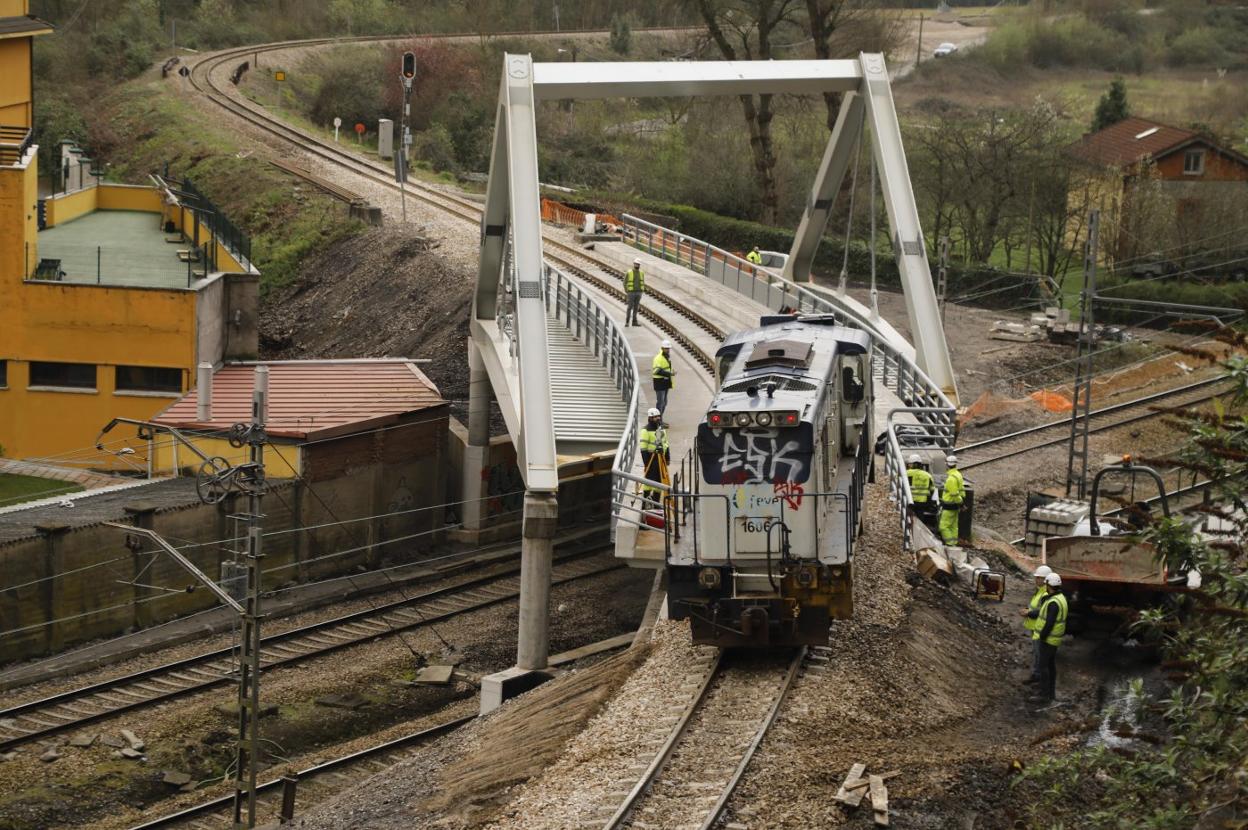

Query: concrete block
[479,666,554,714]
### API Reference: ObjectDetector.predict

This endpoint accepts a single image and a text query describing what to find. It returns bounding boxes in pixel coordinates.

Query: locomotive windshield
[697,423,815,485]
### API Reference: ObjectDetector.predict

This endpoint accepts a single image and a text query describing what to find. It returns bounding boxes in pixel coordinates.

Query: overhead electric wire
[0,500,607,641]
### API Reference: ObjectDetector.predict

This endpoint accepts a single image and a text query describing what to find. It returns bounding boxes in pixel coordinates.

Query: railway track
[0,548,618,754]
[958,376,1232,470]
[186,39,727,373]
[130,715,473,830]
[588,647,807,830]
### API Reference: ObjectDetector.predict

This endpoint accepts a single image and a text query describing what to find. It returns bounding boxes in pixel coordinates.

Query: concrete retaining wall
[0,418,447,665]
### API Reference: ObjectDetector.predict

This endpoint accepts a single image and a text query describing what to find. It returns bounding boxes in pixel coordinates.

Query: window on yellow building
[0,360,7,388]
[29,361,96,390]
[115,366,183,394]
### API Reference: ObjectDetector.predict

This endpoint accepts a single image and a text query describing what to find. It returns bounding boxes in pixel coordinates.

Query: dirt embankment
[259,227,474,400]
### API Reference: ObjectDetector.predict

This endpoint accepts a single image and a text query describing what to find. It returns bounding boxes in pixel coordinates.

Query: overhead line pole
[232,366,268,829]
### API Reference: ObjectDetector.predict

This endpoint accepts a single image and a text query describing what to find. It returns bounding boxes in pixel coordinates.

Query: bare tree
[690,0,802,225]
[802,0,905,131]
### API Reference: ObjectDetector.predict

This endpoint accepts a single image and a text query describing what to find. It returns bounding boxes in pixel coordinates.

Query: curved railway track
[186,39,726,372]
[0,547,616,754]
[600,647,808,830]
[958,376,1232,470]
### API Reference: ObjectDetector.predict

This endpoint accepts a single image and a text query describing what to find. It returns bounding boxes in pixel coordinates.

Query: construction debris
[162,770,193,786]
[121,747,144,760]
[414,665,455,685]
[99,734,125,749]
[68,733,97,748]
[39,747,61,763]
[989,320,1043,342]
[869,774,890,826]
[835,763,897,826]
[120,729,145,752]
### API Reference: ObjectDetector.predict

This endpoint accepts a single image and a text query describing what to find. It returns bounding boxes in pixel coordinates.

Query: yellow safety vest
[1032,592,1068,646]
[942,467,965,507]
[652,352,674,388]
[625,268,645,292]
[746,250,762,264]
[1024,586,1047,632]
[906,467,933,503]
[639,427,668,454]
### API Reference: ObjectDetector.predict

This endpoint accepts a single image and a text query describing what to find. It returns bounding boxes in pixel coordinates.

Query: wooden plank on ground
[846,770,900,791]
[869,774,889,827]
[834,763,867,807]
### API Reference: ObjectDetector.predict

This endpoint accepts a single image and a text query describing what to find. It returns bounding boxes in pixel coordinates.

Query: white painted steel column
[783,91,864,285]
[858,52,959,405]
[517,491,559,671]
[462,339,490,531]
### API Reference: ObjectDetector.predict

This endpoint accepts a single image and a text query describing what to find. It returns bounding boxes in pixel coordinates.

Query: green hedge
[1094,278,1248,325]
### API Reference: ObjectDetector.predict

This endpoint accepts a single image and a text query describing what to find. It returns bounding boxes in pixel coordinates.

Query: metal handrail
[621,213,958,552]
[619,213,954,414]
[884,408,956,550]
[540,263,642,541]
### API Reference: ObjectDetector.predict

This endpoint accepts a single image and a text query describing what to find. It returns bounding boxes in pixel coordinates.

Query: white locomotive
[666,314,873,646]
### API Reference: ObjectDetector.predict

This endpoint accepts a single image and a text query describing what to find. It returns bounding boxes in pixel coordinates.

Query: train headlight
[734,412,752,427]
[795,565,816,587]
[698,567,721,589]
[755,412,773,427]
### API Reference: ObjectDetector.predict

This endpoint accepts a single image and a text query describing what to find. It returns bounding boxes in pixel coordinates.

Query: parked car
[933,42,958,57]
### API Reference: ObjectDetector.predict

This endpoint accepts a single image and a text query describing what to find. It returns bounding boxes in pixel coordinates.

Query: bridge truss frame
[472,53,959,675]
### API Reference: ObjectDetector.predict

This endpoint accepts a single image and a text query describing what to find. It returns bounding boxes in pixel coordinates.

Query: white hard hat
[633,258,641,265]
[908,454,921,464]
[1034,565,1052,579]
[945,455,958,466]
[661,339,672,349]
[647,407,661,418]
[1045,573,1062,587]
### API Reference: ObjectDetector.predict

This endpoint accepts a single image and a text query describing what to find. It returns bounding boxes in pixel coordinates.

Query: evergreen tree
[1091,77,1130,132]
[609,12,631,56]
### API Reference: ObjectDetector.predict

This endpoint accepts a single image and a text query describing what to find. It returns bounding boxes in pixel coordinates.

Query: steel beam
[532,59,863,100]
[472,55,559,493]
[858,53,959,404]
[783,91,864,285]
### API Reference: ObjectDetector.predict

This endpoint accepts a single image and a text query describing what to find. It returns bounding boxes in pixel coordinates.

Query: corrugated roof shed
[1068,117,1200,168]
[154,360,446,440]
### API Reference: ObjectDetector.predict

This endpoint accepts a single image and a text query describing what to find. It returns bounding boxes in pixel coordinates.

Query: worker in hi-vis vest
[1020,565,1052,686]
[652,340,675,417]
[1026,572,1068,705]
[939,454,965,546]
[639,407,669,507]
[624,259,644,326]
[906,454,936,529]
[746,246,763,265]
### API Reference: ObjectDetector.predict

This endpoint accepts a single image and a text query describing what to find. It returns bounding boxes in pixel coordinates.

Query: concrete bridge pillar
[517,491,559,671]
[462,339,490,531]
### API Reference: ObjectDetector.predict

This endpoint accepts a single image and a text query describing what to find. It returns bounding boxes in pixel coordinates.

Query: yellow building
[0,2,259,467]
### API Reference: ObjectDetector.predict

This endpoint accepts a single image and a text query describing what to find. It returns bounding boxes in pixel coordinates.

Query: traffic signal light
[401,52,416,81]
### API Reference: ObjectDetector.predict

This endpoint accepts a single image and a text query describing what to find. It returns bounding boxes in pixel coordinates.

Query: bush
[1166,26,1231,68]
[413,123,458,174]
[609,12,632,55]
[1095,276,1248,324]
[305,50,386,134]
[976,15,1150,74]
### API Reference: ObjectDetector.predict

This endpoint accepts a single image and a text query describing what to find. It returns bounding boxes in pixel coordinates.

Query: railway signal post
[398,51,416,223]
